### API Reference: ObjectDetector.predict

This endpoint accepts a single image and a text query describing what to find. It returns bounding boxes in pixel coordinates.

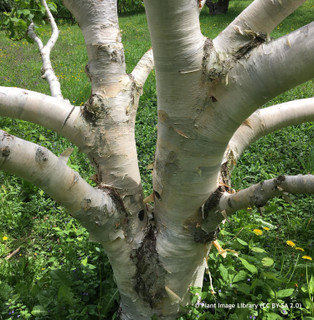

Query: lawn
[0,1,313,319]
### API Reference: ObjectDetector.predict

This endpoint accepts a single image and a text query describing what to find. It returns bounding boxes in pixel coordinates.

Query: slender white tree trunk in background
[0,0,314,319]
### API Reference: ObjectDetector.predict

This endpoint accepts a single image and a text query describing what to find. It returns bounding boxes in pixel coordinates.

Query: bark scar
[62,106,76,128]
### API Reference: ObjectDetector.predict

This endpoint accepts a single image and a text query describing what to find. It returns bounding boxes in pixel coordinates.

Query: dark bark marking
[92,158,102,184]
[62,106,76,129]
[101,185,127,213]
[277,175,286,183]
[234,32,267,60]
[138,209,145,221]
[35,147,49,163]
[193,226,220,243]
[82,94,109,124]
[253,182,268,208]
[154,190,161,201]
[131,225,167,308]
[1,146,10,157]
[203,186,224,218]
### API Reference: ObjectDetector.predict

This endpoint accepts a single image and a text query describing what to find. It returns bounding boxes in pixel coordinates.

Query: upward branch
[131,48,154,89]
[63,0,127,95]
[213,0,306,55]
[27,0,63,99]
[203,22,314,147]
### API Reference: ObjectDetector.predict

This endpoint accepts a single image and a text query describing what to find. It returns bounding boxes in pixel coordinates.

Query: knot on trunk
[82,93,109,124]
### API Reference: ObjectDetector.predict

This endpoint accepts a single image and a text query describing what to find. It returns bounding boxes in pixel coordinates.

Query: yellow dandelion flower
[2,236,8,241]
[295,247,304,252]
[286,240,296,247]
[302,256,312,261]
[253,229,263,236]
[263,227,270,231]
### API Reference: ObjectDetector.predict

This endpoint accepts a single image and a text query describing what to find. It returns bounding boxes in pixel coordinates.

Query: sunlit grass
[0,2,313,318]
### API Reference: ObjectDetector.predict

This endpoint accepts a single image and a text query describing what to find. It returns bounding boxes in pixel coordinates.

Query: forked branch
[202,175,314,233]
[213,0,306,55]
[213,22,314,134]
[27,0,62,99]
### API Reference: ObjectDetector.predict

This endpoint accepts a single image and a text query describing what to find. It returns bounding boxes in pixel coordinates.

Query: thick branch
[27,0,62,99]
[226,97,314,165]
[213,0,306,55]
[0,130,128,243]
[202,175,314,233]
[212,23,314,139]
[0,130,103,213]
[130,48,154,89]
[63,0,126,95]
[221,175,314,214]
[0,87,81,143]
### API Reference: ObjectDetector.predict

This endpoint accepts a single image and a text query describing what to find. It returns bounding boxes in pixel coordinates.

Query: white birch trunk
[0,0,313,319]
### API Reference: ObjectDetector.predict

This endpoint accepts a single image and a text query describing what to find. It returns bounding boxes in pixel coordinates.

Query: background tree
[0,0,313,319]
[205,0,230,15]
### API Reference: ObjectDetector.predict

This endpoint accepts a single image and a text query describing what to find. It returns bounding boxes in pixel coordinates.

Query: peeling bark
[0,0,313,319]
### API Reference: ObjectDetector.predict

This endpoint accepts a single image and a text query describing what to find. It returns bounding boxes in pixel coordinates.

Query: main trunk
[115,1,228,319]
[1,0,314,319]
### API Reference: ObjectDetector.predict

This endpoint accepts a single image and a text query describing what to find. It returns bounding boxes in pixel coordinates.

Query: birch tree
[0,0,314,319]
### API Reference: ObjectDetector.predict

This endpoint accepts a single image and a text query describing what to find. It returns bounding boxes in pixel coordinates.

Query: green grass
[0,1,314,319]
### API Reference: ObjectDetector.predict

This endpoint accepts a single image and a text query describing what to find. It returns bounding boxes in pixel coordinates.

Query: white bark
[213,0,306,55]
[222,175,314,214]
[0,87,79,139]
[1,0,314,319]
[63,0,126,95]
[130,48,154,89]
[27,0,63,99]
[61,0,146,216]
[201,175,314,234]
[144,0,218,316]
[202,23,314,148]
[229,98,314,162]
[0,130,123,240]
